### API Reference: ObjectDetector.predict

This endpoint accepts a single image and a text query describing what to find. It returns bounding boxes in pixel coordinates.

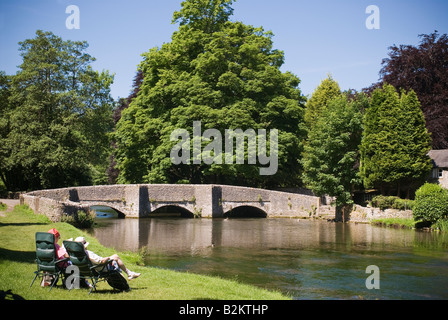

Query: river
[89,206,448,300]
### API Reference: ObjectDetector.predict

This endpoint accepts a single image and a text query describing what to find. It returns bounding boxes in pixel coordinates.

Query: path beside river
[0,199,20,216]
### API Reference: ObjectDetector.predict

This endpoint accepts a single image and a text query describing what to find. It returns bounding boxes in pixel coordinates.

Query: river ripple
[90,209,448,300]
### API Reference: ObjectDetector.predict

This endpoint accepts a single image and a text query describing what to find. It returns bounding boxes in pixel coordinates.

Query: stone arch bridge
[20,184,332,221]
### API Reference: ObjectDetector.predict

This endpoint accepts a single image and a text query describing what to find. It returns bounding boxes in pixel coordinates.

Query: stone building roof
[428,149,448,168]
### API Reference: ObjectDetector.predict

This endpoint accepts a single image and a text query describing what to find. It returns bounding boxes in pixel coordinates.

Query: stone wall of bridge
[21,184,323,221]
[219,185,321,218]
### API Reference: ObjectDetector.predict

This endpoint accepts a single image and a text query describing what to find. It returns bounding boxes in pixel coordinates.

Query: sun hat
[75,236,89,248]
[48,228,60,238]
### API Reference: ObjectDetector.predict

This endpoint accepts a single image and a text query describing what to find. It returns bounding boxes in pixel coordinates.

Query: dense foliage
[113,0,306,188]
[0,31,114,191]
[61,210,97,229]
[413,183,448,225]
[360,84,432,197]
[302,91,364,209]
[370,32,448,149]
[303,75,341,131]
[370,195,414,211]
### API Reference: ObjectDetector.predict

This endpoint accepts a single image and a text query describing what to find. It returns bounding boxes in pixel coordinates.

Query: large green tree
[172,0,234,33]
[302,93,364,219]
[360,84,432,197]
[304,75,341,130]
[113,0,306,188]
[370,32,448,149]
[0,71,11,192]
[0,30,114,191]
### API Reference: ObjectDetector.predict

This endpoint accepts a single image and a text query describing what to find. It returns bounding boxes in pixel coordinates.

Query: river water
[89,206,448,300]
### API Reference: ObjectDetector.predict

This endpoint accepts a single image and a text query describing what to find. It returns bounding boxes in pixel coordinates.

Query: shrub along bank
[413,183,448,226]
[367,184,448,232]
[370,195,414,211]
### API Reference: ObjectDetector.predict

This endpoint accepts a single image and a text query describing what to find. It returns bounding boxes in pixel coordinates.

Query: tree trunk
[336,204,353,222]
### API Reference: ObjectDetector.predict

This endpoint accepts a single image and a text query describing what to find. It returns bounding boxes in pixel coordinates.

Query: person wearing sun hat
[74,236,140,280]
[48,228,69,264]
[40,228,69,287]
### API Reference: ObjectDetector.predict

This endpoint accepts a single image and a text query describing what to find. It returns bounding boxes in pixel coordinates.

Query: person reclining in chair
[74,236,140,280]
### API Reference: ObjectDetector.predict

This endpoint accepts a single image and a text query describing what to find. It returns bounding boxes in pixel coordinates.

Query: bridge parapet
[21,184,323,221]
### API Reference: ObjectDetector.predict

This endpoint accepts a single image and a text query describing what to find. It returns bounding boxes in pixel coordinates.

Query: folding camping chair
[63,240,129,294]
[30,232,68,291]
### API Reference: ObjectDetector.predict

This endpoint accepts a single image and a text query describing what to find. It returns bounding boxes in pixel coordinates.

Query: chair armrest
[56,257,69,264]
[89,258,113,271]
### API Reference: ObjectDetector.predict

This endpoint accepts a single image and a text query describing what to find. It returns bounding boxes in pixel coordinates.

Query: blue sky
[1,0,447,99]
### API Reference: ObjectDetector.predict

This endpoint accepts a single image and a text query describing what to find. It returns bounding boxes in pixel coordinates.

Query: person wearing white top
[74,236,141,280]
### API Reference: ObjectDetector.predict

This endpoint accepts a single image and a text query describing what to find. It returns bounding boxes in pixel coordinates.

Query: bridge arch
[90,205,126,219]
[223,205,267,218]
[149,205,194,218]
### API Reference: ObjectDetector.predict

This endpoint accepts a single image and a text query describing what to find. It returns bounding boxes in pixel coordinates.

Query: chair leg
[30,272,39,288]
[89,277,99,295]
[49,273,59,292]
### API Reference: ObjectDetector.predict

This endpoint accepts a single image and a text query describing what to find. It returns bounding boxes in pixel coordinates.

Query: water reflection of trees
[92,218,448,256]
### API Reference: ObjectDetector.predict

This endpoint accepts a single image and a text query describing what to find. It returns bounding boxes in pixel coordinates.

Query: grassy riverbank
[0,204,289,300]
[370,217,417,229]
[370,217,448,232]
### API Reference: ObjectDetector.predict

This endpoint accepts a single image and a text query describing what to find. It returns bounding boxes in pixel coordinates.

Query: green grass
[0,205,290,300]
[370,217,416,229]
[0,202,7,211]
[431,218,448,232]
